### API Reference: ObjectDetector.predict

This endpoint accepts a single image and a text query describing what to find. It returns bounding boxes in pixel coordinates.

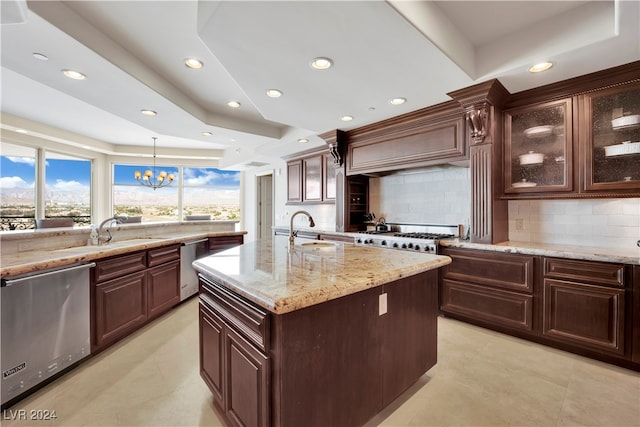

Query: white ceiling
[1,0,638,170]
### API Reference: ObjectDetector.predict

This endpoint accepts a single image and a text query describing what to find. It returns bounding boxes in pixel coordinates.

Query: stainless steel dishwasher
[1,262,94,409]
[180,238,209,301]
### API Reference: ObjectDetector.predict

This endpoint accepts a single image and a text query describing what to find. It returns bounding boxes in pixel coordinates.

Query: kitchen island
[193,236,451,427]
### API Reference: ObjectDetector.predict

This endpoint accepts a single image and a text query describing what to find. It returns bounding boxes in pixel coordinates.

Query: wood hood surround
[318,61,640,244]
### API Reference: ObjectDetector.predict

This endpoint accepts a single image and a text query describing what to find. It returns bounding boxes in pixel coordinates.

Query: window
[183,167,240,220]
[0,142,36,230]
[112,164,240,222]
[113,164,180,221]
[44,152,91,226]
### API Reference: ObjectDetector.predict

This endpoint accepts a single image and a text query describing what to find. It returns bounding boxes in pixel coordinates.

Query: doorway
[256,173,273,239]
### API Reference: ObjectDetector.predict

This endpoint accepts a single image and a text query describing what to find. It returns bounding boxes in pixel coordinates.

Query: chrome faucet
[97,215,127,245]
[289,210,315,245]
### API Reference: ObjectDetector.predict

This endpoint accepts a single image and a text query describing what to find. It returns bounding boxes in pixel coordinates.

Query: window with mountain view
[45,152,91,226]
[0,142,36,230]
[112,165,239,222]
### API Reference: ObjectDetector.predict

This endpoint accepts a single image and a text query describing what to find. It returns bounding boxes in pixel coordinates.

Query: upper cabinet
[504,99,573,194]
[502,65,640,199]
[581,82,640,192]
[285,147,336,205]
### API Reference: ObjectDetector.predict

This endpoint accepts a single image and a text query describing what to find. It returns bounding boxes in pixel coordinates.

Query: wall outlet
[515,218,525,231]
[379,293,387,316]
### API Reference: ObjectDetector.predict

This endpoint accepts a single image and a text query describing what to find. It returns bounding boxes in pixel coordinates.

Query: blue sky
[0,156,240,188]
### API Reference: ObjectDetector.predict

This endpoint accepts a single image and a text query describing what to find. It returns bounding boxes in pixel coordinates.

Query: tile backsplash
[369,165,471,227]
[509,198,640,249]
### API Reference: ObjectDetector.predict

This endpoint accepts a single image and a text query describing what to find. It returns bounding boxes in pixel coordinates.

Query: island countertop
[192,235,451,314]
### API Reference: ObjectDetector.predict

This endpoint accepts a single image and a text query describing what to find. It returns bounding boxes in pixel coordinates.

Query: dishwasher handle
[2,262,96,287]
[182,238,208,247]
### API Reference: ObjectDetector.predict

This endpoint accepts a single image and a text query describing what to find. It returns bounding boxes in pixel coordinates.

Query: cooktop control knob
[401,243,407,249]
[381,240,387,246]
[407,243,413,249]
[414,245,420,251]
[392,242,399,248]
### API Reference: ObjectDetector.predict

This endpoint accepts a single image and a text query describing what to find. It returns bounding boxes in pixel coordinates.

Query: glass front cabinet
[581,82,640,192]
[504,99,573,194]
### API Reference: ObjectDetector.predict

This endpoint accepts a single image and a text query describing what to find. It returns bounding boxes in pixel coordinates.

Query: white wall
[509,198,640,249]
[369,165,471,227]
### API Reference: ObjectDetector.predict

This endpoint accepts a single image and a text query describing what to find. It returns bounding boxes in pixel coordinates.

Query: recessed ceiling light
[184,58,204,69]
[266,89,283,98]
[62,69,86,80]
[33,53,48,61]
[340,115,354,122]
[529,62,553,73]
[227,100,241,108]
[311,57,333,70]
[201,131,213,136]
[141,109,157,116]
[389,97,406,105]
[15,128,28,134]
[298,138,309,143]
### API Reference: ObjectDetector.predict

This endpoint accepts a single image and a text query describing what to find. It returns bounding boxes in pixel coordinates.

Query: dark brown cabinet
[440,246,638,370]
[504,99,574,194]
[286,160,302,203]
[284,148,336,205]
[542,257,626,357]
[440,247,536,334]
[94,270,147,349]
[208,234,244,253]
[92,244,181,353]
[580,81,640,192]
[199,277,270,427]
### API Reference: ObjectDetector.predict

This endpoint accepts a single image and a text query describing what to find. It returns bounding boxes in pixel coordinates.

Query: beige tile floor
[3,297,639,427]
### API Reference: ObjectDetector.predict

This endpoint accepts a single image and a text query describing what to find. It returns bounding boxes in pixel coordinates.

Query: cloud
[6,156,36,167]
[0,176,34,189]
[184,169,240,186]
[50,179,89,192]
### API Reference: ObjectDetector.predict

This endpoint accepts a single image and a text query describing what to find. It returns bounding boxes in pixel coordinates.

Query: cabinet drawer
[441,279,534,332]
[209,235,244,253]
[544,258,624,288]
[441,248,535,293]
[147,244,180,267]
[200,276,270,352]
[94,251,146,283]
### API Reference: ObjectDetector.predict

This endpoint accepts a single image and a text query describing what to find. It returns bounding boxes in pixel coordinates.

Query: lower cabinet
[439,246,637,370]
[92,244,181,353]
[200,270,439,427]
[542,257,627,357]
[199,277,270,427]
[94,270,147,348]
[439,247,536,335]
[147,260,180,320]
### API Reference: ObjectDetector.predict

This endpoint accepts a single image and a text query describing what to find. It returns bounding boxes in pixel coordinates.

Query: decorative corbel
[318,129,345,166]
[466,106,489,144]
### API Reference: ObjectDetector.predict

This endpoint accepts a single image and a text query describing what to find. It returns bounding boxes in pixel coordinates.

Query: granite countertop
[439,239,640,265]
[0,231,246,278]
[193,235,451,314]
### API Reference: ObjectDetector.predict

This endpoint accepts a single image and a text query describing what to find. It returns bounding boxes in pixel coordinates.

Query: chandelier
[134,137,175,190]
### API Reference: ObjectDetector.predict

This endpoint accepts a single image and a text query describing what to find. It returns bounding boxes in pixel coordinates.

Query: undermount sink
[300,242,336,248]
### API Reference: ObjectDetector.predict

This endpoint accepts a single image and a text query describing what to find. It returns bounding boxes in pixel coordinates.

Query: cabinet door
[199,300,225,410]
[581,82,640,192]
[504,99,573,194]
[225,327,270,427]
[303,155,322,202]
[286,160,302,203]
[147,260,180,319]
[323,154,336,201]
[94,271,147,348]
[543,279,625,356]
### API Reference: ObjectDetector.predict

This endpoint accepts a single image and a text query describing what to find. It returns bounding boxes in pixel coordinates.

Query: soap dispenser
[89,224,99,246]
